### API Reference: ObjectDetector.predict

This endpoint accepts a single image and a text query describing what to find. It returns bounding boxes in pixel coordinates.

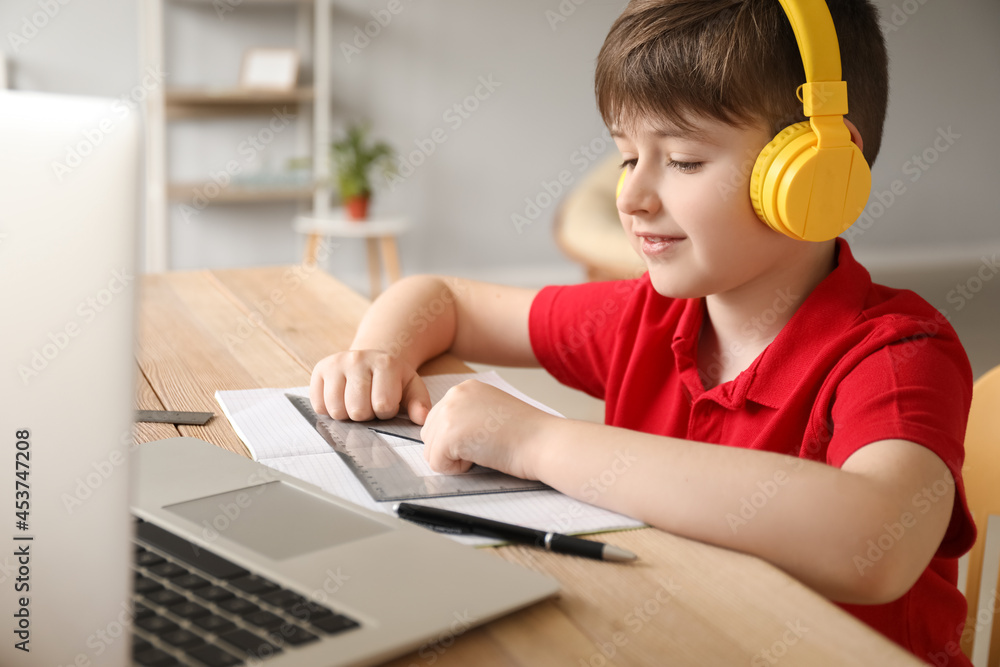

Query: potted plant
[330,123,395,221]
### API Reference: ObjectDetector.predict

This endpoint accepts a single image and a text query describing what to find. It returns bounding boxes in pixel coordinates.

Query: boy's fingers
[427,439,473,474]
[419,407,437,460]
[402,375,432,425]
[322,371,348,420]
[418,400,471,474]
[343,369,375,421]
[370,364,403,420]
[309,366,328,415]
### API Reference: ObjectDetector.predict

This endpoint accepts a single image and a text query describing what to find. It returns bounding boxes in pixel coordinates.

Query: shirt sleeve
[528,279,640,400]
[827,333,976,558]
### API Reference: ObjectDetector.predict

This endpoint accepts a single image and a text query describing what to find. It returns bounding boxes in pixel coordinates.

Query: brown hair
[595,0,889,166]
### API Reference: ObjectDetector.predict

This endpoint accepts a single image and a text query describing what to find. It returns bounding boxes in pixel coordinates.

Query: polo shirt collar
[670,239,871,410]
[745,238,870,409]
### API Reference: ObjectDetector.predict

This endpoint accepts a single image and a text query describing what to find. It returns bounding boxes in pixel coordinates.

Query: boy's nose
[617,169,661,217]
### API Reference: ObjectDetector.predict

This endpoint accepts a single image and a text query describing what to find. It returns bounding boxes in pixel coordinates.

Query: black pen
[394,502,637,563]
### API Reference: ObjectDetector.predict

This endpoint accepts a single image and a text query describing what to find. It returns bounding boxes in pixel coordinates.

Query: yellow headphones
[616,0,871,242]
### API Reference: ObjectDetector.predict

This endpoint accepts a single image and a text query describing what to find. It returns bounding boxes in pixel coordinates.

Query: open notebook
[215,372,644,546]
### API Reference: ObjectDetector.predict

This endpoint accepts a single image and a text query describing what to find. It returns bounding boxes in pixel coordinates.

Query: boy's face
[613,115,814,300]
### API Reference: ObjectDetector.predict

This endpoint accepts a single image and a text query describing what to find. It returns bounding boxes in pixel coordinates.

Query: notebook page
[215,372,561,460]
[215,372,644,544]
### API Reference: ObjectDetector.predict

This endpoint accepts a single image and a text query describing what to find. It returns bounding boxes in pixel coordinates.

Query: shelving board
[167,183,317,203]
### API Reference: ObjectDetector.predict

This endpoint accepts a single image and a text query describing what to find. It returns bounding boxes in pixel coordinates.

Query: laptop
[0,90,558,667]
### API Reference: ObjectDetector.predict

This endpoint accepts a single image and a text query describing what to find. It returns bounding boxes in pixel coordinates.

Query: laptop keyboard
[131,518,360,666]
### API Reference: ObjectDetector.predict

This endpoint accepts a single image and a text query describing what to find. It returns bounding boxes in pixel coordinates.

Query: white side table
[294,214,412,299]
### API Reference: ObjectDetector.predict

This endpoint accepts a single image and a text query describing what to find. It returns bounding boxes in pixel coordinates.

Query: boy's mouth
[635,233,685,257]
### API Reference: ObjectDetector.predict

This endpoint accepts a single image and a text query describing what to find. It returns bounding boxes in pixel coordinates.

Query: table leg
[379,235,402,284]
[366,237,382,300]
[303,233,321,266]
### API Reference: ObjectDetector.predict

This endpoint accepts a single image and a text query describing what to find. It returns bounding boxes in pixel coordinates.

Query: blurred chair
[554,154,645,282]
[962,364,1000,665]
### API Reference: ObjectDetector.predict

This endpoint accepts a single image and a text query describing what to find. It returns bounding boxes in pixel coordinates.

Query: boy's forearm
[350,275,458,371]
[350,275,539,368]
[529,418,902,604]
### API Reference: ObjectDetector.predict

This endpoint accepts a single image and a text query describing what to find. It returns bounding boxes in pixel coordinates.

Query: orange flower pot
[346,196,370,221]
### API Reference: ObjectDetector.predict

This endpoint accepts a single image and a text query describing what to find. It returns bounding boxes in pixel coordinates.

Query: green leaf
[325,122,397,201]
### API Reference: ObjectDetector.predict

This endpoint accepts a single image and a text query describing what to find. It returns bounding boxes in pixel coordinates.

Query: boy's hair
[596,0,889,167]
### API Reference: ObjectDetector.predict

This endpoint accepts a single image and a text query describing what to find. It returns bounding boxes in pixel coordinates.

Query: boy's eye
[668,160,702,174]
[618,158,701,173]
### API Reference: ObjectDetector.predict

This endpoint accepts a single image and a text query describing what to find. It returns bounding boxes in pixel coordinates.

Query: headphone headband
[780,0,850,123]
[778,0,842,83]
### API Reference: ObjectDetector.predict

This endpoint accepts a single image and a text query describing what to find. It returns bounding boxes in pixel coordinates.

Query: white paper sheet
[215,372,644,546]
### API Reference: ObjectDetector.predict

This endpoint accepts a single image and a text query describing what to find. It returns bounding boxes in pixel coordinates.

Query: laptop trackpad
[165,481,390,561]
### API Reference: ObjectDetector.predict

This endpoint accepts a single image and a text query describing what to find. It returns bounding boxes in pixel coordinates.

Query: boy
[311,0,976,662]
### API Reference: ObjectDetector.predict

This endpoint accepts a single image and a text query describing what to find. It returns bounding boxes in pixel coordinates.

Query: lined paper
[215,372,644,546]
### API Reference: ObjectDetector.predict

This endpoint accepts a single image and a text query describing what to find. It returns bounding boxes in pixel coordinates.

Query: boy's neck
[698,241,837,389]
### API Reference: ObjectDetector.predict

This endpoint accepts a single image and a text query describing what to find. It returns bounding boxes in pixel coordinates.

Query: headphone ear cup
[751,121,872,242]
[750,122,814,236]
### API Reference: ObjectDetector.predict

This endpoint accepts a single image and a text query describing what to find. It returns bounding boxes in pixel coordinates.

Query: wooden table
[135,265,922,667]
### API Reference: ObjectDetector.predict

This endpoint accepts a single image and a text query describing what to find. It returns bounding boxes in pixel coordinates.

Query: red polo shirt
[529,239,975,663]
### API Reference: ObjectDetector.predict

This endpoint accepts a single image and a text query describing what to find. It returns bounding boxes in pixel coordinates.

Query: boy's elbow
[828,547,923,606]
[843,570,912,606]
[392,273,444,292]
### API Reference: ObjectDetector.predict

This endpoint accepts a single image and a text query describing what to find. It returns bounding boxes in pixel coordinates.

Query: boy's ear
[844,118,864,155]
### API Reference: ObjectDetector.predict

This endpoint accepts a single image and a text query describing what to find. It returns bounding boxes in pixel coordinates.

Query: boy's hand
[310,350,432,424]
[420,380,552,480]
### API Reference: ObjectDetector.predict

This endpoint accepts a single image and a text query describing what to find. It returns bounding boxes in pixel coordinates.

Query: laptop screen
[0,90,140,665]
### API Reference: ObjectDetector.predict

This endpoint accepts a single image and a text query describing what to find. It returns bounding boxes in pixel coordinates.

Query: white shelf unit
[140,0,332,272]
